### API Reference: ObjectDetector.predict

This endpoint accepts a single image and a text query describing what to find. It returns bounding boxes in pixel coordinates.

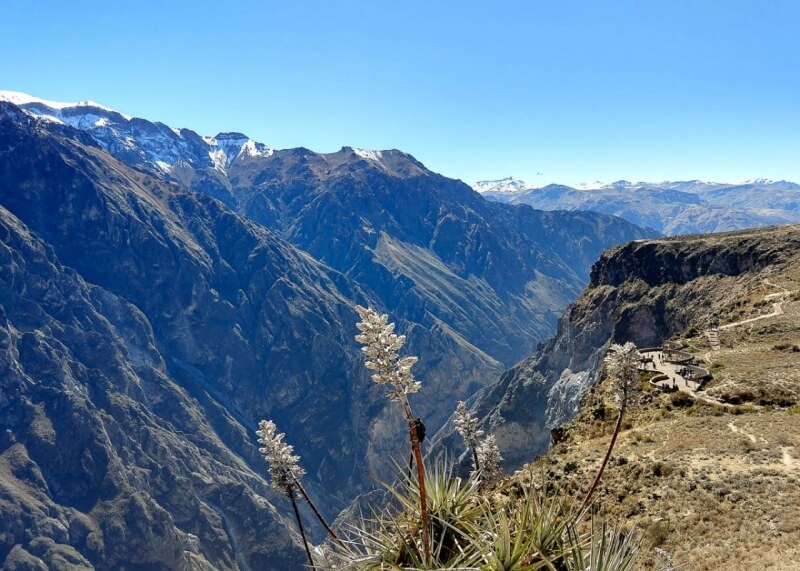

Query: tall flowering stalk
[473,434,504,485]
[256,420,318,569]
[354,305,431,565]
[454,400,505,486]
[256,420,345,552]
[580,341,640,514]
[453,400,483,472]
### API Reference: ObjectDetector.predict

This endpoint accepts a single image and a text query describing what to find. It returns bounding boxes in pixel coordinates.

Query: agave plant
[328,457,660,571]
[563,520,643,571]
[265,318,661,571]
[329,456,483,570]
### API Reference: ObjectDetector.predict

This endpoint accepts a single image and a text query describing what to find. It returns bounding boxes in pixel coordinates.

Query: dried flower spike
[454,400,483,470]
[355,305,421,402]
[604,341,640,407]
[256,419,306,494]
[354,305,431,564]
[473,434,503,485]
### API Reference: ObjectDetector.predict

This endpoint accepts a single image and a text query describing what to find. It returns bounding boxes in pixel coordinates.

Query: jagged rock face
[2,97,654,443]
[0,107,378,569]
[463,226,800,471]
[0,205,307,570]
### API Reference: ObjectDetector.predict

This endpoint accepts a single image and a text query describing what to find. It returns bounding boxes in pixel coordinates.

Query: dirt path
[727,421,766,444]
[719,279,793,331]
[782,447,797,468]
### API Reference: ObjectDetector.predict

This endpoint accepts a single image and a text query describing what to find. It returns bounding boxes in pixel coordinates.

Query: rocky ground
[516,228,800,570]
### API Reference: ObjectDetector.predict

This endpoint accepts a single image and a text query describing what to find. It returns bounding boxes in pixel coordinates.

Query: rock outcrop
[463,226,800,470]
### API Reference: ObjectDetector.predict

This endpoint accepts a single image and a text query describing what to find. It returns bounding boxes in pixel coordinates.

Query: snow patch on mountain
[2,90,274,175]
[472,177,532,194]
[353,148,384,162]
[0,90,131,118]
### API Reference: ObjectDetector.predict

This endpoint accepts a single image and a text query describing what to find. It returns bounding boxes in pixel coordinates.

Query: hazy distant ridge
[474,177,800,235]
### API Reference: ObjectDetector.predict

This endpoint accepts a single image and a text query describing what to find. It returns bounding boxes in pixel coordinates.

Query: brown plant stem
[401,396,431,566]
[289,488,316,570]
[470,439,480,473]
[579,400,625,515]
[292,477,347,550]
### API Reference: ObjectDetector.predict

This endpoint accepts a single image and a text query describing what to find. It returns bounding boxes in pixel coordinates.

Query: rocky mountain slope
[475,178,800,235]
[462,224,800,470]
[0,96,651,569]
[514,225,800,570]
[0,103,380,569]
[1,91,653,432]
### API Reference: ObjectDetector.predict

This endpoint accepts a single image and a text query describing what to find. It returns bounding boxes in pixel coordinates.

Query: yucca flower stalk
[473,434,504,486]
[257,419,322,569]
[354,305,431,565]
[453,400,483,471]
[579,341,639,514]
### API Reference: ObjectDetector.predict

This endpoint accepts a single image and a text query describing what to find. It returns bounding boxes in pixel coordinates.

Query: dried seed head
[256,419,306,494]
[604,342,640,407]
[355,305,421,402]
[453,400,483,446]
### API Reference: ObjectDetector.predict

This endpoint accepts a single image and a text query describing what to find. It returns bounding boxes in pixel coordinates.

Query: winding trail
[782,447,797,468]
[727,421,766,444]
[718,279,792,331]
[702,278,796,364]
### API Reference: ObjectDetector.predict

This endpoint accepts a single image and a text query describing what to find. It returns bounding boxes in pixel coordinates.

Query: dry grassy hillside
[519,230,800,571]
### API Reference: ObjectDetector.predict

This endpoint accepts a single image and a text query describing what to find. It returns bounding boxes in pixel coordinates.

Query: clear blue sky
[3,1,799,185]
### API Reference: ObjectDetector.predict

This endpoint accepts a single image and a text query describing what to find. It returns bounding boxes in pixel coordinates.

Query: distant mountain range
[474,177,800,235]
[0,92,650,569]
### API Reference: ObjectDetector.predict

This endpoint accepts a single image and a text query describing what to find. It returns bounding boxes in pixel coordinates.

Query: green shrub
[669,392,694,408]
[328,461,656,571]
[709,360,725,372]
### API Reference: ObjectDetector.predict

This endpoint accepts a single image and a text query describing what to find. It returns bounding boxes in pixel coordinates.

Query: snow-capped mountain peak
[1,90,274,175]
[352,147,383,162]
[0,90,131,119]
[574,180,606,190]
[204,132,273,171]
[472,177,532,194]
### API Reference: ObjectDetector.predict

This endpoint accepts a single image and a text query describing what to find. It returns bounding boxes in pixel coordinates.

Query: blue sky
[3,1,799,185]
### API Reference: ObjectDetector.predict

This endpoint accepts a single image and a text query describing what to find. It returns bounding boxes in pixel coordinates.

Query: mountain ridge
[0,94,655,424]
[474,178,800,235]
[0,97,652,569]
